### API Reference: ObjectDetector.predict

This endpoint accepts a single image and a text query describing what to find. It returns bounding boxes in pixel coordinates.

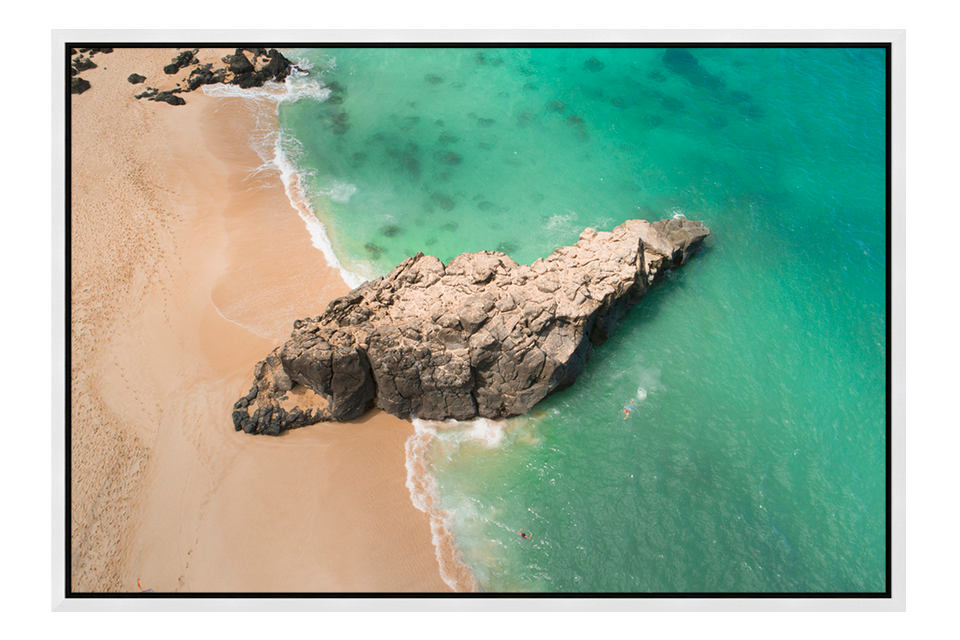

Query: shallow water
[277,46,887,593]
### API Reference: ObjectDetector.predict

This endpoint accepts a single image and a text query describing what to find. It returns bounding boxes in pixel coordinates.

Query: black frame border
[62,39,896,604]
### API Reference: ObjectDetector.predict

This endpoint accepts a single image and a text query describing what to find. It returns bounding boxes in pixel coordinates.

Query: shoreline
[70,47,453,592]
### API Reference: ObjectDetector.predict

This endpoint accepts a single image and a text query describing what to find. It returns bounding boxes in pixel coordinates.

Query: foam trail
[464,418,508,448]
[269,130,368,290]
[201,64,369,290]
[405,419,481,592]
[201,65,331,104]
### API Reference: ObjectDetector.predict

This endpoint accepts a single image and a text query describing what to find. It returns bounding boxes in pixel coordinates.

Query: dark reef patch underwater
[273,46,887,593]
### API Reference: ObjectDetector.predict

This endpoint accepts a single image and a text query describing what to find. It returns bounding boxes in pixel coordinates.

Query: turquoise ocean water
[272,46,887,593]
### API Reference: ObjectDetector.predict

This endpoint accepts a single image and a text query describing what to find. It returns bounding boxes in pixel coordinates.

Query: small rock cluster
[69,47,295,104]
[70,47,113,94]
[233,217,710,435]
[132,48,295,106]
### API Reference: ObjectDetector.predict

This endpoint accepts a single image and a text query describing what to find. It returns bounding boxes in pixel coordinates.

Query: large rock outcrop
[233,217,710,435]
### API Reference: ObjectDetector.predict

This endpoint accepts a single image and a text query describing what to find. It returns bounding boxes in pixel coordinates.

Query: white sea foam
[269,131,368,289]
[634,366,663,400]
[201,66,331,104]
[316,179,358,204]
[405,419,438,514]
[405,419,479,592]
[545,212,577,233]
[201,65,369,290]
[404,413,545,591]
[463,418,507,448]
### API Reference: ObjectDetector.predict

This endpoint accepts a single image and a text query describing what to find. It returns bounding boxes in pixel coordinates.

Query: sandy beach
[69,47,453,593]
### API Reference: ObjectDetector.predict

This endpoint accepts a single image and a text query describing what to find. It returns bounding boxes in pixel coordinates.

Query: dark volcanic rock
[263,49,294,83]
[71,76,91,94]
[224,49,256,75]
[164,49,198,75]
[224,48,293,89]
[72,55,97,75]
[233,217,710,435]
[128,47,295,108]
[186,64,225,90]
[70,47,111,88]
[152,90,186,106]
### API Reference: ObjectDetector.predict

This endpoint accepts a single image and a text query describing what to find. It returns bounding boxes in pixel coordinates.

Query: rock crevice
[233,217,710,435]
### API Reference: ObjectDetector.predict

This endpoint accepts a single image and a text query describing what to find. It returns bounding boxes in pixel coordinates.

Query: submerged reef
[233,218,710,435]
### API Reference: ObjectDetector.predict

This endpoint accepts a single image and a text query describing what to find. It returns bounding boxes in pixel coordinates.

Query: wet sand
[69,47,450,593]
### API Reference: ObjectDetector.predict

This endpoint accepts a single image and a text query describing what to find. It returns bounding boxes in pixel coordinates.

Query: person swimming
[519,529,532,540]
[623,404,634,419]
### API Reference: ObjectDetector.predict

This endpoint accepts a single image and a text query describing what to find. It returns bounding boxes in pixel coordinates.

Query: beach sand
[69,47,452,593]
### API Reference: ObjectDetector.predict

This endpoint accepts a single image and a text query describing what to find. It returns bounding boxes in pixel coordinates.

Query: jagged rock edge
[233,217,710,435]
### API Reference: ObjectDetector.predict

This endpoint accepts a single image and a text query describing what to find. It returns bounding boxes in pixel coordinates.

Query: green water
[278,46,887,593]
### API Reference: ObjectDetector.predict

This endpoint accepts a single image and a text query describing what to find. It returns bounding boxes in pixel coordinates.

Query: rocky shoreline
[70,47,296,103]
[233,217,710,435]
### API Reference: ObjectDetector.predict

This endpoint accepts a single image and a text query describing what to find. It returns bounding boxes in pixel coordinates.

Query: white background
[5,1,938,633]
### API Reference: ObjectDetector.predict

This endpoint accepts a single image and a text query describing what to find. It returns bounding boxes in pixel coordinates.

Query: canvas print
[67,42,889,597]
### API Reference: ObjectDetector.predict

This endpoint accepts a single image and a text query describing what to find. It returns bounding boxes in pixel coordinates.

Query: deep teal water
[277,46,887,593]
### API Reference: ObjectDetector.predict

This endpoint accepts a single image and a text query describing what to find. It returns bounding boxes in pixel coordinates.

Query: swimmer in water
[519,529,532,540]
[623,404,634,419]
